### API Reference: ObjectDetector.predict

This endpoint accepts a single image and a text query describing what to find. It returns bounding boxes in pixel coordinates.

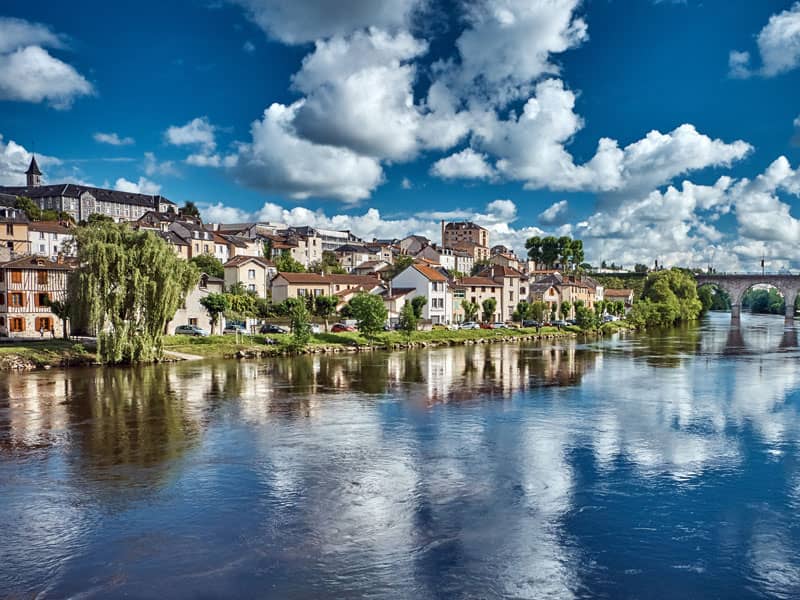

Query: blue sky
[1,0,800,270]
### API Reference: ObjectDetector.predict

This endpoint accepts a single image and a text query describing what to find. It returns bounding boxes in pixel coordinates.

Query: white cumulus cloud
[229,101,384,203]
[430,148,495,179]
[93,132,134,146]
[538,200,569,225]
[730,3,800,78]
[114,176,162,195]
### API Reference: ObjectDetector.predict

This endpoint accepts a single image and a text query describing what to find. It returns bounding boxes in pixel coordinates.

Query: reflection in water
[2,313,800,598]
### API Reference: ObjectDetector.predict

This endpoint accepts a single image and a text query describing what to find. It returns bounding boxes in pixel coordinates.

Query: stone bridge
[696,274,800,320]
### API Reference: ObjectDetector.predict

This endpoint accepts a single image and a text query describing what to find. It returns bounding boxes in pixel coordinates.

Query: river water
[2,312,800,598]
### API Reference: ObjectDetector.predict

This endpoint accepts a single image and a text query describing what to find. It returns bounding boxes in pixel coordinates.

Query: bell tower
[26,155,42,187]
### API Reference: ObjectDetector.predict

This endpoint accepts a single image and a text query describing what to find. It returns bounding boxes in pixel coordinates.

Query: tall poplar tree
[70,221,198,363]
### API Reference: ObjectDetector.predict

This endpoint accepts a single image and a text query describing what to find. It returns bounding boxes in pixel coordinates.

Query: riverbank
[0,325,614,370]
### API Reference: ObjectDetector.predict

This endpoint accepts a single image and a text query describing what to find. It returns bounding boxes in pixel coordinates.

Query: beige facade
[0,208,30,257]
[0,256,74,338]
[457,276,503,322]
[168,274,226,334]
[223,256,276,298]
[271,273,383,304]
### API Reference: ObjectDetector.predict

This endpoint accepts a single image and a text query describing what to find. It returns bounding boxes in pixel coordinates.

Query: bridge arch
[696,274,800,321]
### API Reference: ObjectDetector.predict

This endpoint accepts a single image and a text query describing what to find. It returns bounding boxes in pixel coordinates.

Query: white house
[27,222,75,260]
[391,261,453,324]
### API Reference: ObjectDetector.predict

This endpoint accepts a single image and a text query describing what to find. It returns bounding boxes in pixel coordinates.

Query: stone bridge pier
[696,274,800,322]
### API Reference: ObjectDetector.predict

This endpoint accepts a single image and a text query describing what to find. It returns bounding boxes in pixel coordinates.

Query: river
[2,312,800,599]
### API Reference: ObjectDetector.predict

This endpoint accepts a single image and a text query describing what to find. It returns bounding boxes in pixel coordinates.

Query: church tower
[26,155,42,187]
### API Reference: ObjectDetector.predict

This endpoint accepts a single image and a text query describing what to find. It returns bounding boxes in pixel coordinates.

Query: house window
[35,317,52,332]
[9,318,25,332]
[37,293,49,306]
[39,244,46,253]
[5,224,12,235]
[248,284,256,292]
[204,244,210,254]
[37,271,48,285]
[248,269,256,280]
[0,294,4,304]
[10,270,22,284]
[39,232,45,239]
[189,318,198,326]
[298,288,307,296]
[0,270,4,282]
[10,293,24,307]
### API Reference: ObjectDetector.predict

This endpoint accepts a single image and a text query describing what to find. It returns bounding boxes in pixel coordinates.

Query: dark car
[331,323,356,332]
[522,319,540,328]
[260,323,289,334]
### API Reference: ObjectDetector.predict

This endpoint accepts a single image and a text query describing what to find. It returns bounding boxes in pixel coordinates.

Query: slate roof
[0,255,77,271]
[26,156,42,176]
[0,183,175,208]
[28,221,72,235]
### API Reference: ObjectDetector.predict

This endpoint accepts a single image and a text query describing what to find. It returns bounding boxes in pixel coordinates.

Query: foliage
[742,287,784,315]
[575,305,600,330]
[309,251,347,274]
[525,235,584,270]
[181,201,201,218]
[199,292,229,334]
[513,300,531,322]
[627,269,703,328]
[15,196,41,220]
[313,295,339,329]
[461,300,479,322]
[189,253,224,278]
[384,255,414,280]
[44,298,71,339]
[411,295,427,319]
[348,292,388,340]
[481,297,497,323]
[398,301,418,339]
[285,298,312,346]
[560,300,571,318]
[86,213,115,225]
[224,282,256,321]
[275,251,306,273]
[470,259,491,276]
[530,301,547,322]
[69,221,198,363]
[634,263,649,273]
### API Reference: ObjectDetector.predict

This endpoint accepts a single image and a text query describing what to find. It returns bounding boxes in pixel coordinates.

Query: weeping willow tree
[70,221,198,364]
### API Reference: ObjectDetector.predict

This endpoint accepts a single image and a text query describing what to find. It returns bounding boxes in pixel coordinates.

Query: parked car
[223,324,248,335]
[602,314,619,323]
[331,323,356,333]
[174,324,209,337]
[553,319,567,328]
[310,324,321,334]
[521,319,540,328]
[260,323,289,334]
[460,322,480,330]
[480,323,494,329]
[493,322,509,329]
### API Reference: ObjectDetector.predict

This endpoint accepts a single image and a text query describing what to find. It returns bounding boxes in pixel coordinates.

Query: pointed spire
[26,154,42,176]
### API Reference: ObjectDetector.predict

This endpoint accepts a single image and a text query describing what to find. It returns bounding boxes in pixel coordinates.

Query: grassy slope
[0,339,94,367]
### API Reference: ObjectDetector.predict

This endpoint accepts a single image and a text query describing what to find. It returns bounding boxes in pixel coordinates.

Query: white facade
[391,264,453,324]
[27,227,74,260]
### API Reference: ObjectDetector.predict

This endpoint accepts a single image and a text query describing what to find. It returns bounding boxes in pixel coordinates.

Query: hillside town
[0,157,633,339]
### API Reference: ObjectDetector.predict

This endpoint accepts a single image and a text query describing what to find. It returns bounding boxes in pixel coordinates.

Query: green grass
[161,326,576,357]
[0,339,94,367]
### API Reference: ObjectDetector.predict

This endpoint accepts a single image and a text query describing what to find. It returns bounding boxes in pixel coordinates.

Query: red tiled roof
[412,262,448,282]
[275,272,380,285]
[460,276,501,287]
[27,221,72,234]
[0,256,77,271]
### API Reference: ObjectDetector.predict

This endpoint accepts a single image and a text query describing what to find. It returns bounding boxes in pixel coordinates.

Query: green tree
[560,300,571,319]
[575,305,600,330]
[285,297,312,346]
[199,292,229,334]
[310,251,347,274]
[628,268,703,328]
[86,213,115,225]
[15,196,41,220]
[529,301,546,323]
[470,259,491,276]
[411,295,427,319]
[525,236,543,266]
[44,298,71,339]
[461,300,479,322]
[189,254,224,278]
[275,251,306,273]
[481,297,497,323]
[348,292,388,341]
[698,285,714,313]
[634,263,649,273]
[514,300,531,322]
[398,301,417,340]
[181,201,201,218]
[384,255,414,280]
[70,221,198,363]
[313,295,339,331]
